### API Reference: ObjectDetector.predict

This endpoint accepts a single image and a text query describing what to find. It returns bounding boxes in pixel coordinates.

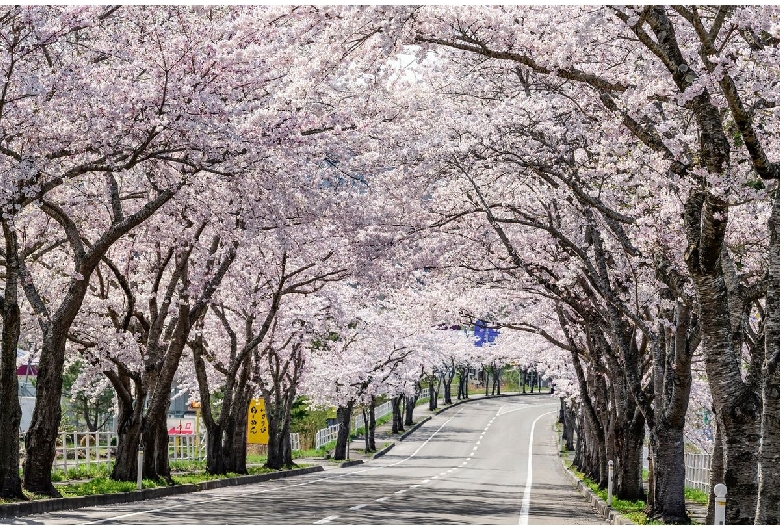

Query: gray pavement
[5,394,604,525]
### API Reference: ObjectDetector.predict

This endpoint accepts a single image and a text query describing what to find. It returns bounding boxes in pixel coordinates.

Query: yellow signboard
[247,398,269,444]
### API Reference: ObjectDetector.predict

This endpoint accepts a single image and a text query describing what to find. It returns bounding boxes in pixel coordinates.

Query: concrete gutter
[0,465,323,519]
[558,457,635,525]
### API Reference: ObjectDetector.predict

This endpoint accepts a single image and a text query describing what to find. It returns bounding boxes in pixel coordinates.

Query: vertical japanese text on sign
[247,398,269,444]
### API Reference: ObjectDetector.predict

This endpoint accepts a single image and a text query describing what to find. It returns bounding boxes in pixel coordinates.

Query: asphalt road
[8,394,604,525]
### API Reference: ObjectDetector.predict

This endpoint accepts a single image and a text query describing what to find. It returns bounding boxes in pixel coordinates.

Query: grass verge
[569,467,652,525]
[2,463,313,502]
[684,487,708,505]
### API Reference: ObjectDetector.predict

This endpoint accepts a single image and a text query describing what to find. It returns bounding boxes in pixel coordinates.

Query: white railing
[50,431,117,473]
[344,387,430,440]
[290,432,300,451]
[23,429,302,473]
[169,433,204,461]
[685,452,712,494]
[315,424,340,449]
[352,389,434,434]
[353,401,393,433]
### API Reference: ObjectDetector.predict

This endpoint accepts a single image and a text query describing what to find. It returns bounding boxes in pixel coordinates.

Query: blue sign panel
[474,320,499,347]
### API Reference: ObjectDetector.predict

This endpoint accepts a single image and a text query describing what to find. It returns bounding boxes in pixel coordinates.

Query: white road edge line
[387,406,467,467]
[85,503,185,524]
[518,410,555,526]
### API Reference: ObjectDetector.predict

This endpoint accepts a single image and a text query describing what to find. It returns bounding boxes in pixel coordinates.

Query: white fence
[168,433,204,462]
[315,425,340,449]
[685,452,712,494]
[21,429,301,474]
[51,431,116,473]
[318,389,435,449]
[290,432,300,451]
[353,401,393,433]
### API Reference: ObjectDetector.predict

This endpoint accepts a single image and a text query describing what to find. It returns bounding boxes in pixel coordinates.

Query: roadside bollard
[137,444,144,491]
[714,483,727,525]
[607,460,613,507]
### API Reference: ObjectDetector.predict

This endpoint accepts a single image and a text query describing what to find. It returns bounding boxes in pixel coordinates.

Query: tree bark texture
[0,223,25,499]
[404,395,415,426]
[368,397,377,451]
[333,401,353,461]
[685,192,761,524]
[756,194,780,524]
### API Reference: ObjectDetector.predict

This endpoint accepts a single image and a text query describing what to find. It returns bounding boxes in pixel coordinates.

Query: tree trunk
[651,425,688,523]
[615,409,645,502]
[333,401,353,460]
[644,300,694,523]
[573,408,584,469]
[391,396,404,434]
[756,194,780,524]
[363,408,370,452]
[226,389,249,474]
[368,397,377,452]
[0,224,25,500]
[265,390,294,469]
[563,402,576,452]
[443,374,453,405]
[404,395,415,426]
[23,328,67,496]
[206,427,225,475]
[265,401,283,469]
[141,411,172,483]
[684,192,761,524]
[428,381,436,411]
[109,374,144,482]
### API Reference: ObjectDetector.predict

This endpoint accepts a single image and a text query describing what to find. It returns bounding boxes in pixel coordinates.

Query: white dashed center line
[313,515,339,525]
[349,504,367,511]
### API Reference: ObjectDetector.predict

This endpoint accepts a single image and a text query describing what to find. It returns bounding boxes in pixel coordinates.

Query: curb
[372,443,395,459]
[0,465,324,519]
[338,459,364,468]
[558,458,634,525]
